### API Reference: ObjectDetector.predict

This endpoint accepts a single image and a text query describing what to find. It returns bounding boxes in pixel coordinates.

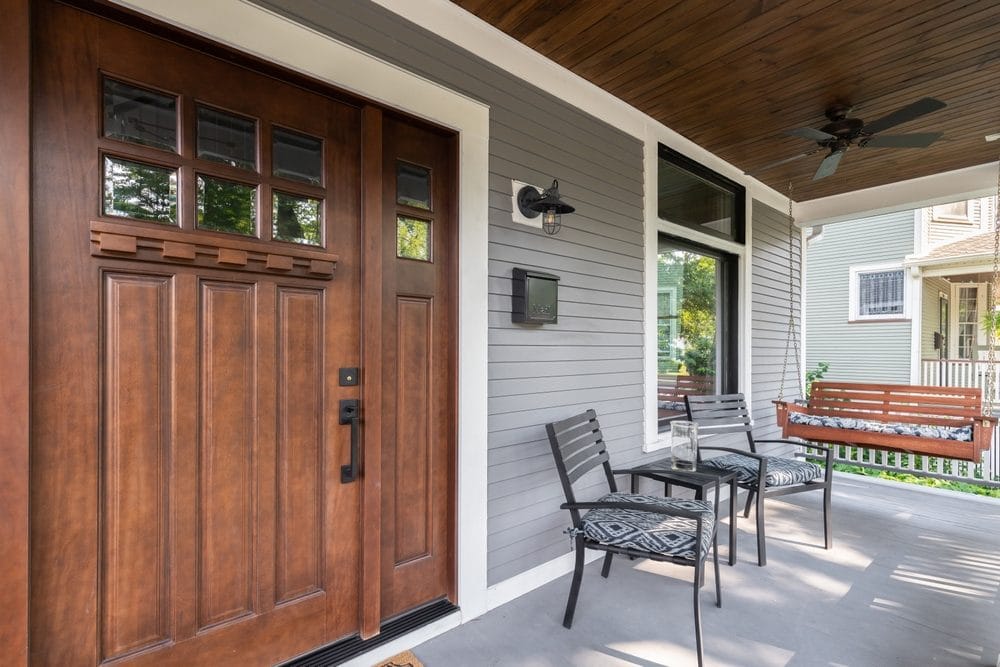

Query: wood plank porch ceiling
[451,0,1000,202]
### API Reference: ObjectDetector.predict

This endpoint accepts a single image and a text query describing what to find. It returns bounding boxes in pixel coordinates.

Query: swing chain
[778,182,802,402]
[986,157,1000,418]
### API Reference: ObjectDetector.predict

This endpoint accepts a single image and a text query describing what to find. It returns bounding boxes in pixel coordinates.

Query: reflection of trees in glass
[397,216,430,261]
[197,176,256,236]
[657,250,717,378]
[103,157,177,224]
[273,193,321,246]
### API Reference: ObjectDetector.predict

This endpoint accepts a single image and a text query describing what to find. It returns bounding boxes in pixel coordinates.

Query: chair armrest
[755,438,831,453]
[699,445,765,462]
[560,501,709,522]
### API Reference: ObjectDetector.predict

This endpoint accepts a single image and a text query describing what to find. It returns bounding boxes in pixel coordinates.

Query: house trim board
[0,0,30,663]
[910,210,923,383]
[112,0,493,657]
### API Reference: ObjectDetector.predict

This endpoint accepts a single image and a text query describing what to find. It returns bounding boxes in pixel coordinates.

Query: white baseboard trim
[485,549,602,611]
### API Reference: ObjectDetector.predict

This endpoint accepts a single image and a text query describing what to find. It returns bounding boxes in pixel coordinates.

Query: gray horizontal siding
[806,210,914,383]
[751,200,802,458]
[922,276,949,359]
[248,0,648,586]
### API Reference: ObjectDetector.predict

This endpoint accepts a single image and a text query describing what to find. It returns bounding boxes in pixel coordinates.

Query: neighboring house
[806,197,998,384]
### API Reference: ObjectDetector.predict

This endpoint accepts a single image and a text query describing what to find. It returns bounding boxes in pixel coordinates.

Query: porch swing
[773,171,1000,463]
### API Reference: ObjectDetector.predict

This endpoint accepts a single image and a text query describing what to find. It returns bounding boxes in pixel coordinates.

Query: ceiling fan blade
[813,150,845,180]
[863,132,942,148]
[786,127,836,142]
[862,98,946,135]
[745,147,824,176]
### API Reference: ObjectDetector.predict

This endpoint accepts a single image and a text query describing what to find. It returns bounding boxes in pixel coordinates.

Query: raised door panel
[394,296,433,565]
[275,286,325,603]
[198,280,257,628]
[100,272,173,660]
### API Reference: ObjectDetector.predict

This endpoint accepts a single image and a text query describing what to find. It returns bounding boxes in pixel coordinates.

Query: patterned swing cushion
[787,411,974,442]
[580,493,715,560]
[657,400,685,412]
[699,453,822,487]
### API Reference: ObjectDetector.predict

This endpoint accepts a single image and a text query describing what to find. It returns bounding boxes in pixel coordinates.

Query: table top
[612,458,738,485]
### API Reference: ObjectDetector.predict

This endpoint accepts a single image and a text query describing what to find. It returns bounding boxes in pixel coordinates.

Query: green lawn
[834,463,1000,498]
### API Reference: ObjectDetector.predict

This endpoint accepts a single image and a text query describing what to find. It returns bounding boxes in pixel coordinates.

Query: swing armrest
[773,399,810,414]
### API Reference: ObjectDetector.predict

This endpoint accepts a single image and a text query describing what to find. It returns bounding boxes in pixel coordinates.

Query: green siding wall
[806,210,915,383]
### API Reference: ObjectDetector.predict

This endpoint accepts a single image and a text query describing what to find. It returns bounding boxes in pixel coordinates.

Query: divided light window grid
[858,269,904,317]
[100,77,325,247]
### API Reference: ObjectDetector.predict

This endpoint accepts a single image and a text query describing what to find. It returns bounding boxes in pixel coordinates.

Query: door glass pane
[657,243,719,429]
[397,216,431,261]
[272,127,322,185]
[958,287,978,359]
[397,161,431,210]
[103,156,177,224]
[272,192,321,246]
[103,79,177,152]
[197,107,256,170]
[196,175,256,236]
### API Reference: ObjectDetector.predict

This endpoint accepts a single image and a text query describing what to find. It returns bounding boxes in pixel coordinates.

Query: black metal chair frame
[546,409,721,667]
[685,393,833,567]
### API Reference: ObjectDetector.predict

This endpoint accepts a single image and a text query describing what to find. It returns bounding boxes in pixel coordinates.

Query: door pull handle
[340,399,360,483]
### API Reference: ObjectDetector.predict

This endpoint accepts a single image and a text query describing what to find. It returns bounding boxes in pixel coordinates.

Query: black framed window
[658,144,745,244]
[656,235,738,431]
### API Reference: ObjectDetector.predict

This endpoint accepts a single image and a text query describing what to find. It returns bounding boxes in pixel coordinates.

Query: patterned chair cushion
[580,492,714,560]
[699,453,821,487]
[787,411,973,442]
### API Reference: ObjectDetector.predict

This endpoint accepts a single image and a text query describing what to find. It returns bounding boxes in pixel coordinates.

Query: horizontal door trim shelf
[90,220,338,279]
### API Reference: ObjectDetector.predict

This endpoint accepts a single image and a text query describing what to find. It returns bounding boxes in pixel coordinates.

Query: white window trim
[848,262,910,322]
[643,129,752,451]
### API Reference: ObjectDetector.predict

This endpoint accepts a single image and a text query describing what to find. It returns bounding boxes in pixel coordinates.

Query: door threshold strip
[282,599,458,667]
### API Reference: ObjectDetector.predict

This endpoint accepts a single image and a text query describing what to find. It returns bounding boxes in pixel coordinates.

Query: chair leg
[743,488,756,518]
[563,537,586,628]
[601,551,614,578]
[756,489,767,566]
[823,482,833,550]
[692,563,704,667]
[713,533,722,608]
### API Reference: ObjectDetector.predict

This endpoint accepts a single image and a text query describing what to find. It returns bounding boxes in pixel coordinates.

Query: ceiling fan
[754,97,947,181]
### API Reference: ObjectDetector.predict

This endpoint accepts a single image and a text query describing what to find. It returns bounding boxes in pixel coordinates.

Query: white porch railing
[824,359,1000,485]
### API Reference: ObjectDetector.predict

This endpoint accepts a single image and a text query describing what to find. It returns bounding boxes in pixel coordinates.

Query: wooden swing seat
[774,381,995,462]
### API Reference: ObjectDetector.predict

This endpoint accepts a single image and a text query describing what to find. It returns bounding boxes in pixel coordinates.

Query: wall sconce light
[516,179,575,235]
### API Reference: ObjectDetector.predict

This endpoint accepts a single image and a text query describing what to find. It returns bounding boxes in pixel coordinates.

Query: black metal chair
[546,409,721,667]
[684,393,833,566]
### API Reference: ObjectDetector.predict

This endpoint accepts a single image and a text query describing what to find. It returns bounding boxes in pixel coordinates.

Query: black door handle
[340,399,360,483]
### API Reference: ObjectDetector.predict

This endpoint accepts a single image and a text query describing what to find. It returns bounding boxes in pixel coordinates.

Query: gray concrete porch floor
[413,475,1000,666]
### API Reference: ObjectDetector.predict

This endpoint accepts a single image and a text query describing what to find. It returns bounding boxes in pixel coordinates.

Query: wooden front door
[29,3,455,665]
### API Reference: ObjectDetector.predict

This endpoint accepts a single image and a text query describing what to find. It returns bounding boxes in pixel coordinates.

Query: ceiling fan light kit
[758,97,948,181]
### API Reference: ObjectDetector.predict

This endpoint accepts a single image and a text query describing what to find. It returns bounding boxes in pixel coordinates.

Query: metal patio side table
[612,460,739,566]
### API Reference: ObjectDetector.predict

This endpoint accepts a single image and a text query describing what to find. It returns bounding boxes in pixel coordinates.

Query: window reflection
[196,175,256,236]
[272,192,321,246]
[103,79,177,152]
[103,156,177,224]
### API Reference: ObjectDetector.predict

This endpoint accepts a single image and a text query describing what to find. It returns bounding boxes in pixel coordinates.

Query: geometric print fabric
[699,452,822,487]
[581,492,715,560]
[787,411,974,442]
